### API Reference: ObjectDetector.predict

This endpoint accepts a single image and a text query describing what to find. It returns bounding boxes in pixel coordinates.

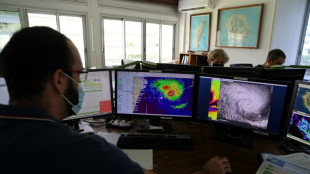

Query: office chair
[230,64,253,67]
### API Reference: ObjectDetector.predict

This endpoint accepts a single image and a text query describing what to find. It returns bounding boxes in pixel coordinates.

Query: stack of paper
[256,153,310,174]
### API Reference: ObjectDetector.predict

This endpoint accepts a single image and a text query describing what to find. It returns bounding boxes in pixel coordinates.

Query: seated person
[0,26,232,174]
[207,49,229,67]
[255,49,286,68]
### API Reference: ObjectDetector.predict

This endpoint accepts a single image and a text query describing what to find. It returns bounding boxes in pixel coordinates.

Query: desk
[91,120,285,174]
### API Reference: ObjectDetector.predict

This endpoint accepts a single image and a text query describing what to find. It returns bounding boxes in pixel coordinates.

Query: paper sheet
[97,131,153,170]
[257,153,310,174]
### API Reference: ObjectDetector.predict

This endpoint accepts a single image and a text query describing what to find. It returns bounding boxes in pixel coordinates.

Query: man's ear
[267,58,272,64]
[52,69,67,94]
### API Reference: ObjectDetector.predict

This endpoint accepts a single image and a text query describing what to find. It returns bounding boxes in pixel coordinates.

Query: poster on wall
[216,4,264,48]
[190,12,211,52]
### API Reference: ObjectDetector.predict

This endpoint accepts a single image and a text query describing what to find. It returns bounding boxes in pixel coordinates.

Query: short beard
[63,79,79,117]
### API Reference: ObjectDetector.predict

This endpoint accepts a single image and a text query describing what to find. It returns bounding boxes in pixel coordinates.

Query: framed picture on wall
[216,4,264,48]
[190,12,211,52]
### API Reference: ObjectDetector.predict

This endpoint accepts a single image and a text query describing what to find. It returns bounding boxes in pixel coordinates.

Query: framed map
[190,12,211,51]
[216,4,264,48]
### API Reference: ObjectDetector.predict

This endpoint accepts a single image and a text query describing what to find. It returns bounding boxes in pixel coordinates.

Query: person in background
[255,49,286,68]
[208,49,230,67]
[0,26,232,174]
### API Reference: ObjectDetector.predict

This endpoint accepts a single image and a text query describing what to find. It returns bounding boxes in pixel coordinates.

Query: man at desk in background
[0,27,231,174]
[255,49,286,68]
[207,49,230,67]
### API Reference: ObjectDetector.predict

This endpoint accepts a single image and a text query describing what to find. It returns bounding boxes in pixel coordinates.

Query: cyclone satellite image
[294,88,310,115]
[288,113,310,142]
[216,81,272,129]
[133,77,194,116]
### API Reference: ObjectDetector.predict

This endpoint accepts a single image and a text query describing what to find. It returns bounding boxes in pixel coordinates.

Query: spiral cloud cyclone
[218,81,272,129]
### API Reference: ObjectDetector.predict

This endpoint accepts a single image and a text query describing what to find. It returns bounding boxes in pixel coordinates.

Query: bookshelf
[179,53,207,65]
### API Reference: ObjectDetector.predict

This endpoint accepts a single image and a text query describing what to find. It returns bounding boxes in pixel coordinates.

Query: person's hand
[202,156,231,174]
[199,156,232,174]
[143,168,157,174]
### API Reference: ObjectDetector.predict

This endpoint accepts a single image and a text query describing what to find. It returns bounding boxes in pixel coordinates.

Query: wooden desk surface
[91,120,285,174]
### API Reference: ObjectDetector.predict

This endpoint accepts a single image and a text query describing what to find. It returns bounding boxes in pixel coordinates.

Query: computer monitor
[203,67,263,79]
[64,69,113,121]
[0,77,9,105]
[115,70,196,132]
[196,75,289,147]
[230,64,253,67]
[153,63,202,73]
[262,68,306,82]
[196,55,209,66]
[285,81,310,149]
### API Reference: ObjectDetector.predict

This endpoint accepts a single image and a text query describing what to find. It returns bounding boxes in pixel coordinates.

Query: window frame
[297,0,310,65]
[101,16,125,67]
[25,9,89,68]
[0,7,23,51]
[101,14,176,66]
[160,22,176,63]
[124,18,143,61]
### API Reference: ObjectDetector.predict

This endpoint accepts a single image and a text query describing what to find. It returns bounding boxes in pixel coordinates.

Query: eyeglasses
[67,69,88,82]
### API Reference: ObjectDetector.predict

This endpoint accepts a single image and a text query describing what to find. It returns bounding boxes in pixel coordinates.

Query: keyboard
[117,133,193,150]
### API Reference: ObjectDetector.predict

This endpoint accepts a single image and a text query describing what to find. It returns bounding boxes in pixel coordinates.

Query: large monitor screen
[0,78,9,105]
[65,69,113,120]
[116,70,195,118]
[286,81,310,147]
[196,75,288,135]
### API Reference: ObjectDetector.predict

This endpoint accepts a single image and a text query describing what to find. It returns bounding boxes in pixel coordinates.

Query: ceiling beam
[140,0,178,6]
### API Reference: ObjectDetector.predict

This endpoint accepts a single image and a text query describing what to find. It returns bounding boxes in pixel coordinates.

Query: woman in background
[208,49,229,67]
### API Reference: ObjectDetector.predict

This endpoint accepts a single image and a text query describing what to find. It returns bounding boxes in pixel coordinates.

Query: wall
[0,0,178,68]
[270,0,307,66]
[178,0,307,66]
[1,0,307,67]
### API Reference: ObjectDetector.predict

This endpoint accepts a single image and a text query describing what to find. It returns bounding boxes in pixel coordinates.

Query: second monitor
[196,75,289,147]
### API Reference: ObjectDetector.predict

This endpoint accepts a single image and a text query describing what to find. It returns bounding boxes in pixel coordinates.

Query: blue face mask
[61,73,85,115]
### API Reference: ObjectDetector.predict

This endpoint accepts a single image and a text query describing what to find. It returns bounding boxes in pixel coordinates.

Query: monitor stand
[137,117,172,133]
[211,125,256,148]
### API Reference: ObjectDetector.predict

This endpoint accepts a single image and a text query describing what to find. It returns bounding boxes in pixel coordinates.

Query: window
[59,15,86,68]
[125,21,142,61]
[0,10,21,52]
[102,17,175,66]
[298,2,310,65]
[299,19,310,65]
[27,12,87,68]
[103,19,123,66]
[161,24,174,63]
[146,23,159,63]
[28,13,57,30]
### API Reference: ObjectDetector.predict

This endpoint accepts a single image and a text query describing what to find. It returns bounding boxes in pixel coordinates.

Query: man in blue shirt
[0,27,231,174]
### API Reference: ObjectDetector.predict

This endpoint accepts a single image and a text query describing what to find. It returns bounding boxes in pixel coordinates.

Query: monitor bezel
[114,69,197,120]
[285,80,310,148]
[202,66,263,79]
[195,74,290,136]
[262,68,306,81]
[63,68,114,121]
